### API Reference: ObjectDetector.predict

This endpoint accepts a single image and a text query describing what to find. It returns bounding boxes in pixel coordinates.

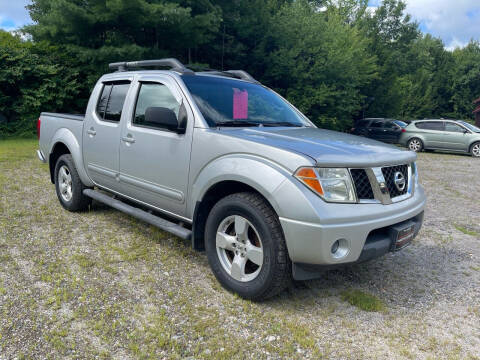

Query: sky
[0,0,479,50]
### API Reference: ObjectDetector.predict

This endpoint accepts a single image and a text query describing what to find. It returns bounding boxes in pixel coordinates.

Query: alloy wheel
[409,139,421,152]
[215,215,264,282]
[58,165,73,202]
[472,143,480,157]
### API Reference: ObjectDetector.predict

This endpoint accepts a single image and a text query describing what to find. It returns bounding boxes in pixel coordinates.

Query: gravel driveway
[0,139,479,359]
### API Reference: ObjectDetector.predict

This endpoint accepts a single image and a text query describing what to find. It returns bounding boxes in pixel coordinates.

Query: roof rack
[108,58,194,74]
[108,58,259,83]
[224,70,260,84]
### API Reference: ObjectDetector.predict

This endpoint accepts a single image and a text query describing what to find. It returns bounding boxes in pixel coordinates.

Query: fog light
[331,240,340,254]
[331,238,349,259]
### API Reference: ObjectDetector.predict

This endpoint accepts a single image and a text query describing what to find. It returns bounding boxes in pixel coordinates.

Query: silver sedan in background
[399,119,480,157]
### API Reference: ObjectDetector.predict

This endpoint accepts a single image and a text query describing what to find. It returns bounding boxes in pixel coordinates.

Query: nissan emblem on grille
[394,171,406,192]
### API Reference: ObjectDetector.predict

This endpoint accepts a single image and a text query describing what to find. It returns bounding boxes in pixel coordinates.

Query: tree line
[1,0,479,137]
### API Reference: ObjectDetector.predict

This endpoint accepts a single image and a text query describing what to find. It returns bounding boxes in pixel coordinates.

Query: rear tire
[407,138,423,152]
[471,142,480,157]
[54,154,91,212]
[205,192,291,301]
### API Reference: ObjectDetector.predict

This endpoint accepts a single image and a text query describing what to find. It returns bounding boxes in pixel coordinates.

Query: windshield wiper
[261,121,303,127]
[215,120,262,127]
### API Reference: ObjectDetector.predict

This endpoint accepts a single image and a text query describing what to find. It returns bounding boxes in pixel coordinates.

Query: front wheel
[407,138,423,152]
[205,192,291,300]
[471,142,480,157]
[54,154,91,211]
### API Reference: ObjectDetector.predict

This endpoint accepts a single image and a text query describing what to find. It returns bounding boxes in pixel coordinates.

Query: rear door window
[370,121,384,128]
[356,120,370,128]
[96,81,131,122]
[384,121,398,129]
[415,121,443,131]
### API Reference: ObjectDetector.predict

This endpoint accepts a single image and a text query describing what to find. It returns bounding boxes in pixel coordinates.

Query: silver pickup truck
[37,58,426,300]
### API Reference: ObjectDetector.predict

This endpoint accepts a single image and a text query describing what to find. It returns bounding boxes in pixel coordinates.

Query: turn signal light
[294,167,324,196]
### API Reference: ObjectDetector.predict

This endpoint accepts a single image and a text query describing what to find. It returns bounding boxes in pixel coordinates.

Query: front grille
[382,165,409,198]
[350,169,375,200]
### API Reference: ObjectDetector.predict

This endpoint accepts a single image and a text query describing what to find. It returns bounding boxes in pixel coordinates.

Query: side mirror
[145,107,180,132]
[177,101,188,135]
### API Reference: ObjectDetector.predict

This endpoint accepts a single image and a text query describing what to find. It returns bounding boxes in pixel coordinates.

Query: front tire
[471,142,480,157]
[54,154,91,211]
[407,138,423,152]
[205,192,291,300]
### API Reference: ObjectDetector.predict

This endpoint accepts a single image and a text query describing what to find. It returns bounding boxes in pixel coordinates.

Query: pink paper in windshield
[233,88,248,119]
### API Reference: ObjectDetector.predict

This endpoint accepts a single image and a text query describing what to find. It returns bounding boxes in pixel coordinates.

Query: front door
[118,75,194,219]
[83,80,132,191]
[442,122,469,151]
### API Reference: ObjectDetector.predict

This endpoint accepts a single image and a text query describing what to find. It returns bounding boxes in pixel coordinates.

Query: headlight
[294,167,356,203]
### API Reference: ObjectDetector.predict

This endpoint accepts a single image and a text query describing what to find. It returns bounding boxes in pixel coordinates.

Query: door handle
[87,128,96,136]
[122,136,135,144]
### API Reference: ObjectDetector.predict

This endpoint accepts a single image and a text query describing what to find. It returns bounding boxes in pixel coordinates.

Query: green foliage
[0,0,479,136]
[0,31,84,137]
[263,1,377,129]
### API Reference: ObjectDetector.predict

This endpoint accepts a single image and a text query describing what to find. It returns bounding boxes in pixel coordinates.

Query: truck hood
[220,127,416,167]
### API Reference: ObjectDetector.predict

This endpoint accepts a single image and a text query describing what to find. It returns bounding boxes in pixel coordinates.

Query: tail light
[37,117,41,140]
[401,128,406,133]
[350,128,355,132]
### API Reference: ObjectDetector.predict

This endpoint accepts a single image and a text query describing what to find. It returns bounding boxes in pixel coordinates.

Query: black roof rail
[196,69,260,84]
[225,70,260,84]
[108,58,194,74]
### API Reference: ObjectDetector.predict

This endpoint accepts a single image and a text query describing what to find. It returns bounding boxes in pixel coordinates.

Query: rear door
[442,122,469,151]
[83,80,132,190]
[414,121,444,148]
[118,74,194,218]
[368,120,386,141]
[383,121,402,143]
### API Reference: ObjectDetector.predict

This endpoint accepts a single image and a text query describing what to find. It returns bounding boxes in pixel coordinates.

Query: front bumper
[279,185,426,267]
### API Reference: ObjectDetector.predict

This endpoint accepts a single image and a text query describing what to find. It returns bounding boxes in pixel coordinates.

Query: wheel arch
[470,140,480,154]
[191,180,280,251]
[48,128,94,186]
[408,136,425,149]
[49,142,71,183]
[189,155,294,251]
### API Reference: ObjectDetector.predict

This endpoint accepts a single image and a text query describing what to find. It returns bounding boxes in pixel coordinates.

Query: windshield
[182,75,310,127]
[394,120,408,128]
[459,121,480,132]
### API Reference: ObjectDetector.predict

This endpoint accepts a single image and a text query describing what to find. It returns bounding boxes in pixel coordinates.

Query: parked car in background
[351,118,408,144]
[399,119,480,157]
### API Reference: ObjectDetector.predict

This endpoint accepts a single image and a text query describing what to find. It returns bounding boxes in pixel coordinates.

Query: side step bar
[83,189,192,240]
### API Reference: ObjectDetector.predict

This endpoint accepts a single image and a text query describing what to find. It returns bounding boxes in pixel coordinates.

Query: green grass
[340,289,387,312]
[454,225,479,237]
[0,138,37,163]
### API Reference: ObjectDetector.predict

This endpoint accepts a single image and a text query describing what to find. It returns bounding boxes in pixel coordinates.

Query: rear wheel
[407,138,423,152]
[471,142,480,157]
[205,192,291,300]
[54,154,91,211]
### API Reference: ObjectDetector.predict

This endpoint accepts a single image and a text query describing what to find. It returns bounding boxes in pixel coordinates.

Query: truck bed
[38,112,85,161]
[41,112,84,121]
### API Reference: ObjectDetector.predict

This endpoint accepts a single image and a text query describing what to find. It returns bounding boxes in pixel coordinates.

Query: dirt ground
[0,139,479,359]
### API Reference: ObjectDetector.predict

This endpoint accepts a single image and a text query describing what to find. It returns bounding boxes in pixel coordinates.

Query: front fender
[188,154,299,219]
[49,128,94,187]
